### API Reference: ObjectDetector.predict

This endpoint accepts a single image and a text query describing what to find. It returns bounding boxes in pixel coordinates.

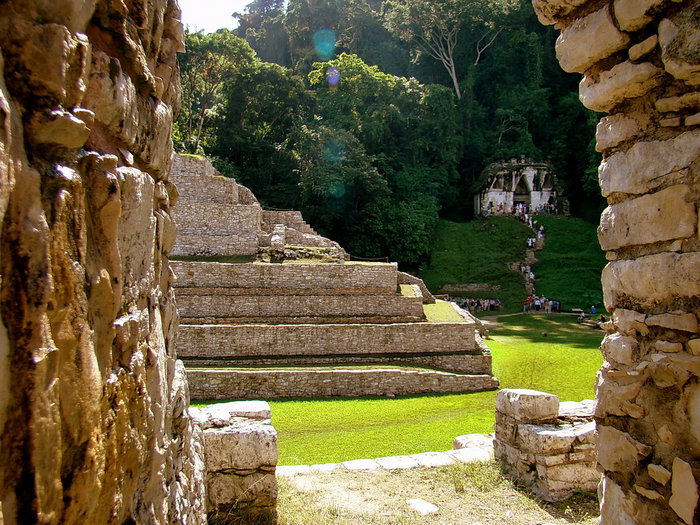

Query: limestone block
[453,433,494,450]
[656,92,700,113]
[602,253,700,310]
[635,485,663,500]
[194,401,272,430]
[203,421,278,472]
[555,6,630,73]
[670,458,699,524]
[613,309,648,336]
[687,339,700,356]
[537,462,600,488]
[531,0,590,25]
[600,333,638,365]
[558,399,596,418]
[597,425,652,473]
[687,113,700,126]
[614,0,664,32]
[207,470,277,508]
[687,383,700,444]
[342,458,380,471]
[580,61,664,112]
[595,114,645,151]
[600,131,700,196]
[517,421,596,455]
[648,463,672,485]
[655,340,683,353]
[598,185,696,250]
[659,11,700,85]
[646,313,699,333]
[375,455,420,470]
[494,438,534,476]
[629,35,659,62]
[496,389,559,422]
[599,475,639,524]
[661,117,682,127]
[28,109,90,149]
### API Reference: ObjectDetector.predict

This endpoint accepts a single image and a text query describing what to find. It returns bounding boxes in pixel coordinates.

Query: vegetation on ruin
[268,314,603,465]
[423,301,465,323]
[277,461,598,524]
[175,0,603,269]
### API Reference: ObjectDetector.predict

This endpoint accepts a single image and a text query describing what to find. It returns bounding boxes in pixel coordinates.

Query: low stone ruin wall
[178,322,476,359]
[533,0,700,522]
[494,389,599,502]
[187,368,499,400]
[176,292,425,323]
[190,401,277,524]
[172,261,399,293]
[262,210,316,235]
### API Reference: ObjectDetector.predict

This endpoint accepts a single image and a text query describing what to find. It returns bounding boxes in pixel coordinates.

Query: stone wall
[188,368,499,400]
[191,402,277,523]
[0,0,207,523]
[494,389,598,502]
[176,292,425,324]
[173,260,399,294]
[532,1,700,522]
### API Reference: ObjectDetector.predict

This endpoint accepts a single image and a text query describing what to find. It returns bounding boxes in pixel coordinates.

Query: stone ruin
[475,157,562,215]
[0,0,208,523]
[494,389,598,502]
[533,0,700,522]
[169,154,498,399]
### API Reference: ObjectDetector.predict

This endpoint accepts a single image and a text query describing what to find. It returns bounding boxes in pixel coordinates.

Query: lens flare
[313,29,336,61]
[326,66,340,87]
[329,181,346,198]
[322,138,345,164]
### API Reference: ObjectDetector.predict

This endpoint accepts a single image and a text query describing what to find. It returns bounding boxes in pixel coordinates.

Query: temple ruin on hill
[170,154,498,399]
[475,157,563,215]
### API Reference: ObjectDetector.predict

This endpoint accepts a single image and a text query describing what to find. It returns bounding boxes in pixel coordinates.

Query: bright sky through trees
[179,0,249,33]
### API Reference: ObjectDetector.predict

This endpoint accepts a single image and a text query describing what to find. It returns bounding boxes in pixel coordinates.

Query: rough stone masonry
[532,0,700,523]
[0,1,208,523]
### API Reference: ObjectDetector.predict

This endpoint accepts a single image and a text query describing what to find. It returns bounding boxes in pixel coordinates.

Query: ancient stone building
[0,1,207,523]
[475,157,561,215]
[170,155,498,399]
[532,0,700,523]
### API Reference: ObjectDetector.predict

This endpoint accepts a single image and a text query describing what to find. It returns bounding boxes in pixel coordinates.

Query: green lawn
[269,314,603,465]
[418,217,532,311]
[532,215,607,311]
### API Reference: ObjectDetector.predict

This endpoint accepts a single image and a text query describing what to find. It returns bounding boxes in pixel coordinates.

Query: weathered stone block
[600,130,700,197]
[687,112,700,127]
[687,339,700,356]
[648,463,672,485]
[596,114,645,151]
[600,333,638,365]
[517,421,596,455]
[655,340,683,353]
[556,6,630,73]
[580,61,664,112]
[203,422,278,473]
[597,425,652,473]
[670,458,699,524]
[659,12,700,85]
[531,0,590,25]
[614,0,664,31]
[602,252,700,310]
[598,185,696,250]
[613,309,647,336]
[207,470,277,509]
[629,35,659,62]
[646,313,699,333]
[496,389,559,422]
[656,92,700,113]
[599,475,639,524]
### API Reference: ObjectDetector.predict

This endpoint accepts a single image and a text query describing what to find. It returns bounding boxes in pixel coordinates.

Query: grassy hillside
[418,217,532,311]
[418,215,606,312]
[531,215,607,311]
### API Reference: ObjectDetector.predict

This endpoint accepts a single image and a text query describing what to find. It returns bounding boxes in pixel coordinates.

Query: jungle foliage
[175,0,603,268]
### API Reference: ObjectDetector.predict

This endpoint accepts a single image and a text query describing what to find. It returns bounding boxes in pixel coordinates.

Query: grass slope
[532,215,607,310]
[418,217,532,311]
[270,315,603,465]
[419,215,606,312]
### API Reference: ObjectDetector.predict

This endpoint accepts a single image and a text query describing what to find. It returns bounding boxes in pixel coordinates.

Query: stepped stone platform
[170,154,498,399]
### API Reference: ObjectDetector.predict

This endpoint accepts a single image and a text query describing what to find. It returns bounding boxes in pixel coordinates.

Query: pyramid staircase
[169,155,498,399]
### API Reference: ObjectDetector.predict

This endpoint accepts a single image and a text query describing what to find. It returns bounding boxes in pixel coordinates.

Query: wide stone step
[186,367,499,400]
[179,315,425,325]
[176,293,425,322]
[177,322,476,359]
[171,261,398,293]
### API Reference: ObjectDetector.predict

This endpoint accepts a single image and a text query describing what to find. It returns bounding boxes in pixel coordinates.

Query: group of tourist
[455,297,501,313]
[483,202,558,217]
[521,293,561,313]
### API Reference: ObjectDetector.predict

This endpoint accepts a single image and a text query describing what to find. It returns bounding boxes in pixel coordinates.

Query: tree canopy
[175,0,603,268]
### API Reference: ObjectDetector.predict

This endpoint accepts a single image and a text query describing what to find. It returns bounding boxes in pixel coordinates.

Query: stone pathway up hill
[170,154,498,399]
